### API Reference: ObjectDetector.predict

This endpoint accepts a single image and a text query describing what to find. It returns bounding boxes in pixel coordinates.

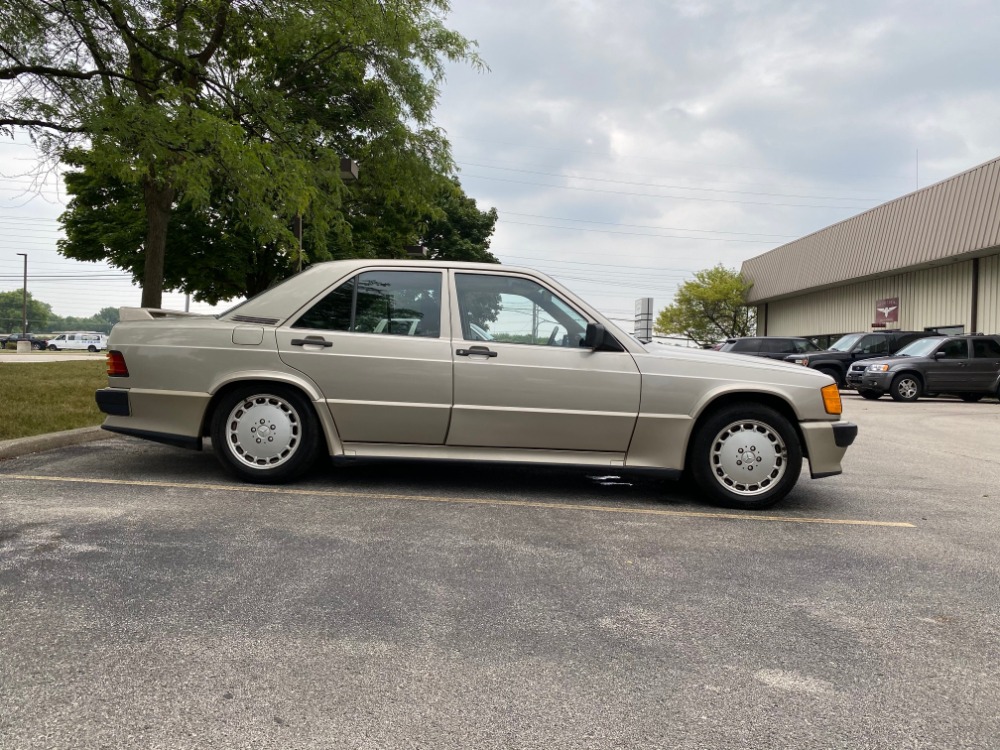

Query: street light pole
[16,252,27,335]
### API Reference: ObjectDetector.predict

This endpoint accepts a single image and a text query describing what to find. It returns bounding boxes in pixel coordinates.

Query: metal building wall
[758,260,985,336]
[980,254,1000,333]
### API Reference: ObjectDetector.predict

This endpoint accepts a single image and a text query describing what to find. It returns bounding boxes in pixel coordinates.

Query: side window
[729,338,761,353]
[936,339,968,359]
[857,335,887,355]
[293,271,442,337]
[455,273,588,347]
[759,339,789,354]
[973,338,1000,358]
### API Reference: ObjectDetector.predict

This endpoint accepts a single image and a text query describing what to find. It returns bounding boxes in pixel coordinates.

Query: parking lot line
[1,474,915,528]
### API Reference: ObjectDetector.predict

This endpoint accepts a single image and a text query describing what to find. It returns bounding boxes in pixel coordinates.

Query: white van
[47,331,109,352]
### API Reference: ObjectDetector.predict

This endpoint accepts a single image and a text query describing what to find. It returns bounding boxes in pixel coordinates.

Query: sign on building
[874,298,899,327]
[634,297,653,343]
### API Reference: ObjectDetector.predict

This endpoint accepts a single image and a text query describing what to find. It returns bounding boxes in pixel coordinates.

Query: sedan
[96,260,857,509]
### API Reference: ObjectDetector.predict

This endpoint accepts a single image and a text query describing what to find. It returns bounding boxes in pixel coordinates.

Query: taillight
[106,350,129,377]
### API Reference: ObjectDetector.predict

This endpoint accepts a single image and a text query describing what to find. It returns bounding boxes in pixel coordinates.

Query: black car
[785,330,935,386]
[3,332,48,350]
[718,336,822,360]
[845,334,1000,402]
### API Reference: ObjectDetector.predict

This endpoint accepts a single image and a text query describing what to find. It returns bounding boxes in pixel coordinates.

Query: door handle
[291,337,333,348]
[456,346,498,358]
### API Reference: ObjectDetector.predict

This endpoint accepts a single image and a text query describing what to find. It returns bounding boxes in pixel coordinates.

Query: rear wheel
[210,383,323,483]
[689,404,803,510]
[87,345,98,352]
[858,389,881,400]
[889,374,922,402]
[31,342,43,350]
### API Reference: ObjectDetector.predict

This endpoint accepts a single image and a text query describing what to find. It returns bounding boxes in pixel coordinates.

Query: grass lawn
[0,358,107,441]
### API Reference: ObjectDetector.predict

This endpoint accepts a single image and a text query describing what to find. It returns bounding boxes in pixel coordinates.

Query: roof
[741,155,1000,303]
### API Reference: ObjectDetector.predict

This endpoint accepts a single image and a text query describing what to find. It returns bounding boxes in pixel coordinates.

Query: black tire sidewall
[210,383,323,483]
[689,404,804,510]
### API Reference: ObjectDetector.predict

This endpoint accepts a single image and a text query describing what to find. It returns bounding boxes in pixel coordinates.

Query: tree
[1,0,482,307]
[58,159,498,304]
[0,289,52,332]
[655,265,755,347]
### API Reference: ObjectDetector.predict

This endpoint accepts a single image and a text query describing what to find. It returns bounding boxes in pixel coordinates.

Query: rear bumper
[800,420,858,479]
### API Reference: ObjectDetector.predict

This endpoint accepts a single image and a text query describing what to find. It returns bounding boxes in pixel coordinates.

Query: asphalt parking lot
[2,395,999,749]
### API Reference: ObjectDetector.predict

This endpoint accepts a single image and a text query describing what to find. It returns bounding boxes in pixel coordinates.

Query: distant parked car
[785,330,935,386]
[718,336,822,360]
[47,332,109,352]
[845,334,1000,402]
[3,332,48,350]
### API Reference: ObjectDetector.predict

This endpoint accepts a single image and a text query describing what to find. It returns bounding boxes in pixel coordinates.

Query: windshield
[894,337,944,357]
[828,333,865,352]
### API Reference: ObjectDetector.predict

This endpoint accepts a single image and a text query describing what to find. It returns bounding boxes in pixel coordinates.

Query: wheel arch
[686,391,806,464]
[200,374,342,456]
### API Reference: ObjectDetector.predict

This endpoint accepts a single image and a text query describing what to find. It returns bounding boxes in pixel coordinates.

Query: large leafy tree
[0,0,482,307]
[655,265,755,347]
[58,157,498,304]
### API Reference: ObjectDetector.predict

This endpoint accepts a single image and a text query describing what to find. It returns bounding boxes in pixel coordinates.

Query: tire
[31,342,43,350]
[210,383,323,484]
[87,345,98,352]
[858,389,882,400]
[889,373,922,402]
[689,404,803,510]
[960,393,984,403]
[48,344,58,351]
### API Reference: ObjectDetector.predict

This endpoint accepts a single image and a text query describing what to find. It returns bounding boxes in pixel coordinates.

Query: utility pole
[16,252,27,334]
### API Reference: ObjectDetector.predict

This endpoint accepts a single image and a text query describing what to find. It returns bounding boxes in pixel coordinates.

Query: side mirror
[582,322,606,350]
[933,350,946,359]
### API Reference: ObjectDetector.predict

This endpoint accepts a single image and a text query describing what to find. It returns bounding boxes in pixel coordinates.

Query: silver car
[95,260,856,509]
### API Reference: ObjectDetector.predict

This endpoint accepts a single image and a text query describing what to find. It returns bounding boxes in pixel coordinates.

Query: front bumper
[846,369,892,392]
[800,420,858,479]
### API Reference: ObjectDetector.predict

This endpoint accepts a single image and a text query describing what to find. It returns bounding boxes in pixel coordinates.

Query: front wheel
[689,404,803,509]
[210,384,323,483]
[858,389,881,400]
[889,374,922,402]
[47,344,58,351]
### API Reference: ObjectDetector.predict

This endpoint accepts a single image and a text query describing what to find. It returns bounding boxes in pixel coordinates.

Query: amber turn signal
[106,350,129,378]
[821,383,842,415]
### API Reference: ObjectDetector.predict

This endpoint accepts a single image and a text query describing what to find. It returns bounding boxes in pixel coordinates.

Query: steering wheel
[546,326,560,346]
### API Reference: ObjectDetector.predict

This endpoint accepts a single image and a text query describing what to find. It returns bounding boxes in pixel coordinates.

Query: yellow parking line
[1,474,915,528]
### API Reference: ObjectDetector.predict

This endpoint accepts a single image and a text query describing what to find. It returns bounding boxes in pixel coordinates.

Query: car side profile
[46,332,109,352]
[95,260,857,509]
[846,334,1000,401]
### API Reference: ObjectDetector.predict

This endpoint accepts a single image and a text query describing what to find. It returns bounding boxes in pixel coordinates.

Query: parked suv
[719,336,822,360]
[845,334,1000,402]
[785,330,934,386]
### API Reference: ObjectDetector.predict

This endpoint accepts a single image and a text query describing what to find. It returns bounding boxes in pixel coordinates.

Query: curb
[0,426,114,460]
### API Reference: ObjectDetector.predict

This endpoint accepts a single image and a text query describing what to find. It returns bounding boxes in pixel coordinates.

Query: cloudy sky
[3,0,1000,327]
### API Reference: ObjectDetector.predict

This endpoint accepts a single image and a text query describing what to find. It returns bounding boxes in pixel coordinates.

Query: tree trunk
[141,178,175,309]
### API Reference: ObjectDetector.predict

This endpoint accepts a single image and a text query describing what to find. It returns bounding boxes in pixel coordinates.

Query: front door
[277,269,452,445]
[447,271,641,453]
[923,338,970,391]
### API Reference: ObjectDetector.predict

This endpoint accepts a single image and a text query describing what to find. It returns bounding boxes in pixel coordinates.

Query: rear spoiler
[119,307,210,321]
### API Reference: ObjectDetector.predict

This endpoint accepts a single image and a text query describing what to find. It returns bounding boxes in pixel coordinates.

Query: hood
[635,345,834,386]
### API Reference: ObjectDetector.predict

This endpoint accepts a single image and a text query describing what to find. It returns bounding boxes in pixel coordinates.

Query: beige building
[741,156,1000,347]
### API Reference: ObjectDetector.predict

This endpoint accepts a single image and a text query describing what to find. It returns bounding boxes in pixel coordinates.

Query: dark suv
[718,336,822,359]
[785,330,934,386]
[3,332,48,350]
[845,334,1000,402]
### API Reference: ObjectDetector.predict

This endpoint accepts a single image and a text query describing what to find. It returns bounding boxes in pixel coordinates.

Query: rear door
[447,270,641,452]
[759,338,792,359]
[276,268,453,445]
[969,338,1000,390]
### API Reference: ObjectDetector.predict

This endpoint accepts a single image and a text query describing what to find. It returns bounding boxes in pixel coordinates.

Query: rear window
[726,338,760,353]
